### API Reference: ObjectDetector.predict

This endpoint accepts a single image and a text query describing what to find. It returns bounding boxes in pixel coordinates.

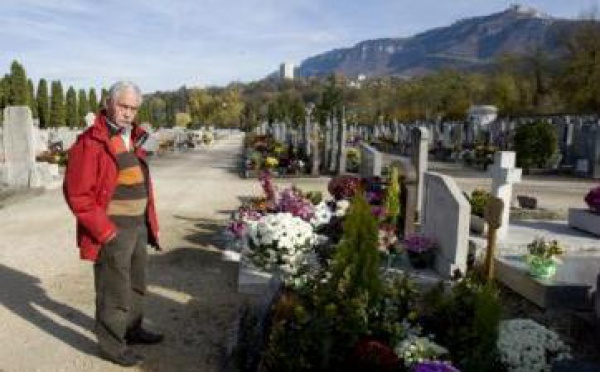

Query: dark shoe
[126,328,164,345]
[101,348,144,367]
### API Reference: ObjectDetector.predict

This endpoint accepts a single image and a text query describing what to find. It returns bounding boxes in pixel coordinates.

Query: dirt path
[0,133,265,372]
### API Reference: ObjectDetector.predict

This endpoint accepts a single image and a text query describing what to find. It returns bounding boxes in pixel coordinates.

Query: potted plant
[525,237,563,279]
[467,189,491,235]
[403,233,437,269]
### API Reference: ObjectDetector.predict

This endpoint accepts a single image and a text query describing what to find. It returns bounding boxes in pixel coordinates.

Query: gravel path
[0,133,270,372]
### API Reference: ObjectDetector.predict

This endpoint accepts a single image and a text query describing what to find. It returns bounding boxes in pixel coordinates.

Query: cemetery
[2,101,600,370]
[3,4,600,370]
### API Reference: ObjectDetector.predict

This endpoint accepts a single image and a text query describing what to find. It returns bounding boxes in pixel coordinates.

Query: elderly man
[63,81,162,366]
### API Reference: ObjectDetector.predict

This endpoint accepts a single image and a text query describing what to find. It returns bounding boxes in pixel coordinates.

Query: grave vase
[527,257,557,279]
[407,250,434,269]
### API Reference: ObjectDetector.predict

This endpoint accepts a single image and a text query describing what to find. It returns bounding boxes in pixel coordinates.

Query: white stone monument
[2,106,36,187]
[489,151,522,240]
[422,172,471,277]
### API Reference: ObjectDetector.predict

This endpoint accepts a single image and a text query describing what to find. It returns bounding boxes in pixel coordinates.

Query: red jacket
[63,111,160,261]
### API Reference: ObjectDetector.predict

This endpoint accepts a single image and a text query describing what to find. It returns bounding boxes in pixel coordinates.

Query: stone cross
[489,151,522,240]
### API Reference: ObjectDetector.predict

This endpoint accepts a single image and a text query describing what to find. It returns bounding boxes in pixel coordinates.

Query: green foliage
[514,120,558,171]
[49,81,65,127]
[527,237,564,260]
[65,86,78,128]
[383,167,401,225]
[467,189,491,217]
[36,79,49,128]
[77,89,88,125]
[8,60,28,106]
[420,275,503,372]
[27,79,37,118]
[369,273,418,346]
[560,18,600,112]
[331,191,382,305]
[88,88,98,113]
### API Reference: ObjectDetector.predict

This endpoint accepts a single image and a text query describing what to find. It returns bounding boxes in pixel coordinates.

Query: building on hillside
[280,62,294,80]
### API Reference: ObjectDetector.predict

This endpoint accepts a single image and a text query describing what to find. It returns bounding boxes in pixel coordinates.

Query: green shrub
[420,275,503,372]
[514,120,558,172]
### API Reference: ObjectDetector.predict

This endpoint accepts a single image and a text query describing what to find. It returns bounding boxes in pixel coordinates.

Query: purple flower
[227,221,248,239]
[413,361,460,372]
[371,206,387,219]
[277,187,315,222]
[404,233,437,253]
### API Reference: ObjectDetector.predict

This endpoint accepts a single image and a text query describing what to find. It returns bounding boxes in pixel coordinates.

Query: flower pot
[527,258,557,279]
[407,250,434,269]
[470,214,488,235]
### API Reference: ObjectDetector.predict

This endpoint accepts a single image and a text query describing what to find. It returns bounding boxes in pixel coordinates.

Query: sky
[1,0,599,93]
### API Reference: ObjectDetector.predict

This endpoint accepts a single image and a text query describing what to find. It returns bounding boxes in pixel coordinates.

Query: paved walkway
[0,133,329,372]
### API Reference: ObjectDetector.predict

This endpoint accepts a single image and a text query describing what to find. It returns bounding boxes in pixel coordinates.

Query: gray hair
[107,81,143,105]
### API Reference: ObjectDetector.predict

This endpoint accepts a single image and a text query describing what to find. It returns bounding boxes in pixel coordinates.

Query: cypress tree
[27,79,37,118]
[77,89,89,126]
[89,88,98,113]
[36,79,49,128]
[100,88,109,108]
[0,75,9,110]
[66,86,78,128]
[9,60,28,106]
[49,80,65,127]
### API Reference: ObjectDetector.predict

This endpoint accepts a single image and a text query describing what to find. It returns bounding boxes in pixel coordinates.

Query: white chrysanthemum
[497,319,571,372]
[310,201,333,227]
[335,199,350,217]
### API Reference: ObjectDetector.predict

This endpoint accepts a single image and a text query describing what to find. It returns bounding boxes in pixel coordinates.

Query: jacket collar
[89,110,147,144]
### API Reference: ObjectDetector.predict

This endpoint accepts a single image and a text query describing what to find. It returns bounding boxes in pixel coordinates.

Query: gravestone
[85,112,96,127]
[389,157,418,236]
[322,118,332,172]
[336,111,347,175]
[2,107,36,187]
[329,117,339,173]
[310,123,320,176]
[304,112,312,156]
[411,127,429,218]
[489,151,522,240]
[359,143,382,177]
[421,172,471,277]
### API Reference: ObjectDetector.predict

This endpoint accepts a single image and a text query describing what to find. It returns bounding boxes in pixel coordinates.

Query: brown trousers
[93,224,147,357]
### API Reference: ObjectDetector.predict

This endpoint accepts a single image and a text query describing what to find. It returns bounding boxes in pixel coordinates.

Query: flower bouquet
[403,233,437,269]
[246,212,317,284]
[584,186,600,214]
[327,175,362,200]
[525,237,563,279]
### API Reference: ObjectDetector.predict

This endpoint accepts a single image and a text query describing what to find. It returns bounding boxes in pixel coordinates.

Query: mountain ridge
[295,5,578,79]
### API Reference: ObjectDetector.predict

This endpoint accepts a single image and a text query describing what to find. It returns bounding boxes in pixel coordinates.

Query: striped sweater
[107,130,148,227]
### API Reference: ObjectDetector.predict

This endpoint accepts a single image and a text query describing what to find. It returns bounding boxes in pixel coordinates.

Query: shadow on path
[0,263,97,356]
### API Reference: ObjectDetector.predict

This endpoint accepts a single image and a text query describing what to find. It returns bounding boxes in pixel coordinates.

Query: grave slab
[495,255,596,309]
[568,208,600,237]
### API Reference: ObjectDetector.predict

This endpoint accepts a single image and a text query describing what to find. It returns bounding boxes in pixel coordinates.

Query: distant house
[467,105,498,127]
